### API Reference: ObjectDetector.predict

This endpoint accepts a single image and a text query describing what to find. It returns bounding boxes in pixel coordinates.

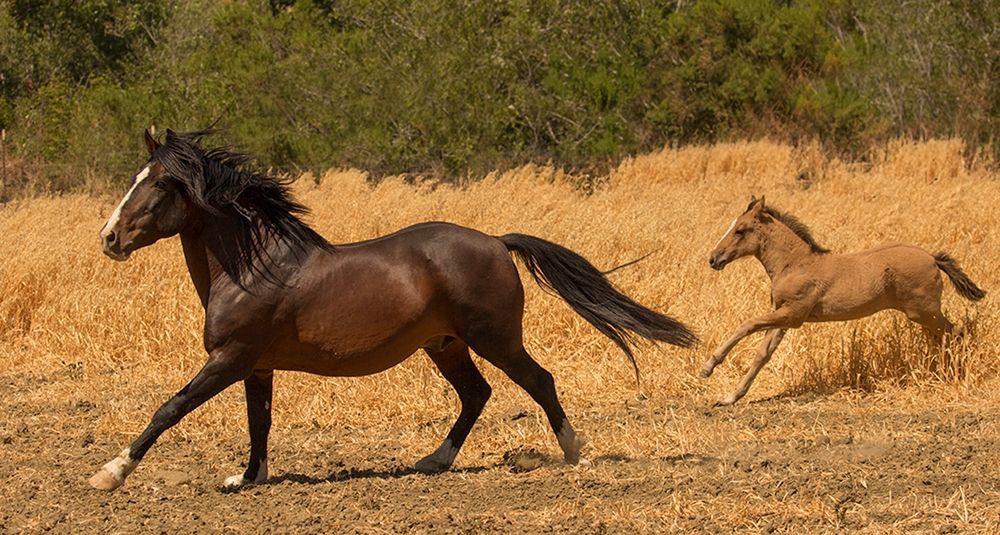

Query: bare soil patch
[3,378,998,533]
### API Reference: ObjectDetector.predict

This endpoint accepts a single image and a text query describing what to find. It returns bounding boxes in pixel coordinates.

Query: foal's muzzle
[708,252,728,271]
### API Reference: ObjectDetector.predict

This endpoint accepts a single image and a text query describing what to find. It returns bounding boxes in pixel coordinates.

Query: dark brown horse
[89,129,697,491]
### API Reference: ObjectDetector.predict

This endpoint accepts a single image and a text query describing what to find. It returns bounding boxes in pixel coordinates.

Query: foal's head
[100,130,192,261]
[709,196,830,270]
[708,196,771,270]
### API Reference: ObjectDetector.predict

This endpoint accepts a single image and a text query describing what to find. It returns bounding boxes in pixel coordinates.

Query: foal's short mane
[156,129,333,278]
[763,206,830,254]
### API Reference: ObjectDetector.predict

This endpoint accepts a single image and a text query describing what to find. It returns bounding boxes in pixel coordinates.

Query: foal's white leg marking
[88,448,138,491]
[222,458,268,489]
[713,218,737,249]
[414,438,459,473]
[100,165,151,239]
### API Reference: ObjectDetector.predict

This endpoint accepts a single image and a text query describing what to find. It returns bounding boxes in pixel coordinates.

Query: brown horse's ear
[749,195,766,218]
[745,195,758,212]
[144,129,160,155]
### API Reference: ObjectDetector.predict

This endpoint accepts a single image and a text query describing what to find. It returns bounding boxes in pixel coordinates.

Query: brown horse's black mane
[155,129,333,281]
[763,206,830,254]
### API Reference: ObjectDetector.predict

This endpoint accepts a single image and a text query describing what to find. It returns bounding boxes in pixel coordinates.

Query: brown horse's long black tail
[934,252,986,301]
[500,233,698,383]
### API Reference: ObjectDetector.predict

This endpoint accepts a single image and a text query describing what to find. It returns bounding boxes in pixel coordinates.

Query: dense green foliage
[0,0,997,191]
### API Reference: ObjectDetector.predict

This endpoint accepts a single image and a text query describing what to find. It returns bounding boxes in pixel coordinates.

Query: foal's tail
[934,252,986,301]
[499,233,698,380]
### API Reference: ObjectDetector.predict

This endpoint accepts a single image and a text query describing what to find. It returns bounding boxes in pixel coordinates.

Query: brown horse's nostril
[105,231,117,245]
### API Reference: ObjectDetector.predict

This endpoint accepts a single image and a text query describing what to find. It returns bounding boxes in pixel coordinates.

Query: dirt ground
[2,140,999,533]
[2,373,998,534]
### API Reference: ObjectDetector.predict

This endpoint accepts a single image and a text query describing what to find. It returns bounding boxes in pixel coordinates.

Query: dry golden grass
[1,138,998,532]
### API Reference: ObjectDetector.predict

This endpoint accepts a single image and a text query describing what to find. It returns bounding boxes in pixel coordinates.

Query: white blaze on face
[100,165,151,239]
[713,217,738,249]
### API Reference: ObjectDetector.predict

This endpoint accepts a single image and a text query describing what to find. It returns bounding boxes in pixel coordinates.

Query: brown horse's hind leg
[415,342,492,474]
[717,329,786,406]
[473,342,585,465]
[223,370,273,489]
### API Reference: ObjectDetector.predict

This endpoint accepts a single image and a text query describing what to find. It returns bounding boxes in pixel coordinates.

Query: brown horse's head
[99,130,192,261]
[708,195,771,270]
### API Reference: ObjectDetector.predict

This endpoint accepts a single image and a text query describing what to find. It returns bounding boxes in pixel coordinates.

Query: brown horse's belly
[259,321,453,377]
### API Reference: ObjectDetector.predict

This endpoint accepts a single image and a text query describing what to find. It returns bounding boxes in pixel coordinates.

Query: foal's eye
[152,181,169,191]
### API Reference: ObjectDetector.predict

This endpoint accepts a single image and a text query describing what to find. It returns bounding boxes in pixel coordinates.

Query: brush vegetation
[0,0,998,196]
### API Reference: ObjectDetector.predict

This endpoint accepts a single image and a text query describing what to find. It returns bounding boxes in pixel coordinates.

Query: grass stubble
[1,138,998,532]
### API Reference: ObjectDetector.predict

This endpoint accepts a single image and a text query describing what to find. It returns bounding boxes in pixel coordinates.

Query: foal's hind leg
[223,370,273,489]
[415,342,492,474]
[904,303,955,346]
[472,342,585,465]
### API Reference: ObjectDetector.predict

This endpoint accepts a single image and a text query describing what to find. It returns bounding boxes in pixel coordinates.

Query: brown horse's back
[263,222,520,376]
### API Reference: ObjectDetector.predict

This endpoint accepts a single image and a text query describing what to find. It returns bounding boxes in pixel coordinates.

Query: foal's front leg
[716,328,786,406]
[223,370,273,489]
[88,343,256,491]
[700,305,810,379]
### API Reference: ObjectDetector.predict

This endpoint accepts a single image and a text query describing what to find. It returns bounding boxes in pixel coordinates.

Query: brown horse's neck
[180,219,221,309]
[179,213,253,308]
[180,212,319,307]
[755,221,815,280]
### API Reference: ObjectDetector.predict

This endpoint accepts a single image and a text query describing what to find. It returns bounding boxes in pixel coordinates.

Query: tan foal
[704,196,985,406]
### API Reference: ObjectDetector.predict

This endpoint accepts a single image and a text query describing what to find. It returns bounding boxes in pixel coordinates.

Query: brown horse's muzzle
[101,229,131,261]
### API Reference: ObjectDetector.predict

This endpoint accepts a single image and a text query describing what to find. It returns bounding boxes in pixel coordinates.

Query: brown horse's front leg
[223,370,273,489]
[88,344,256,491]
[700,306,809,379]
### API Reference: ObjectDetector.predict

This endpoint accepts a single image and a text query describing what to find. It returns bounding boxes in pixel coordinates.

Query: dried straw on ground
[1,138,997,532]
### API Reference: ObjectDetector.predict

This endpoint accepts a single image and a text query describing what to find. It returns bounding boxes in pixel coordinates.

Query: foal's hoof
[88,468,124,491]
[414,456,451,474]
[713,393,740,407]
[699,362,717,378]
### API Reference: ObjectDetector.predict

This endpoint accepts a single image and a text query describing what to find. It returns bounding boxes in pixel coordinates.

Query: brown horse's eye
[152,180,169,191]
[734,229,747,238]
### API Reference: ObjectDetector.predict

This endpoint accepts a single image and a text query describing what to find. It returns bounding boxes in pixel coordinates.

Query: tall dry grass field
[1,139,998,532]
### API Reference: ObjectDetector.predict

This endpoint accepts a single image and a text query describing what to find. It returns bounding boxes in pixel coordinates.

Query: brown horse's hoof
[88,469,124,491]
[414,456,451,474]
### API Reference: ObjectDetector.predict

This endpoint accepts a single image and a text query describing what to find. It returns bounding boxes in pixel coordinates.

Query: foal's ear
[749,195,766,218]
[143,129,160,155]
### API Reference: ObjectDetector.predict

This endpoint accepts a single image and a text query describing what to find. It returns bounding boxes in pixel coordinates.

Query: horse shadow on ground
[746,390,824,406]
[228,451,720,491]
[234,465,491,490]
